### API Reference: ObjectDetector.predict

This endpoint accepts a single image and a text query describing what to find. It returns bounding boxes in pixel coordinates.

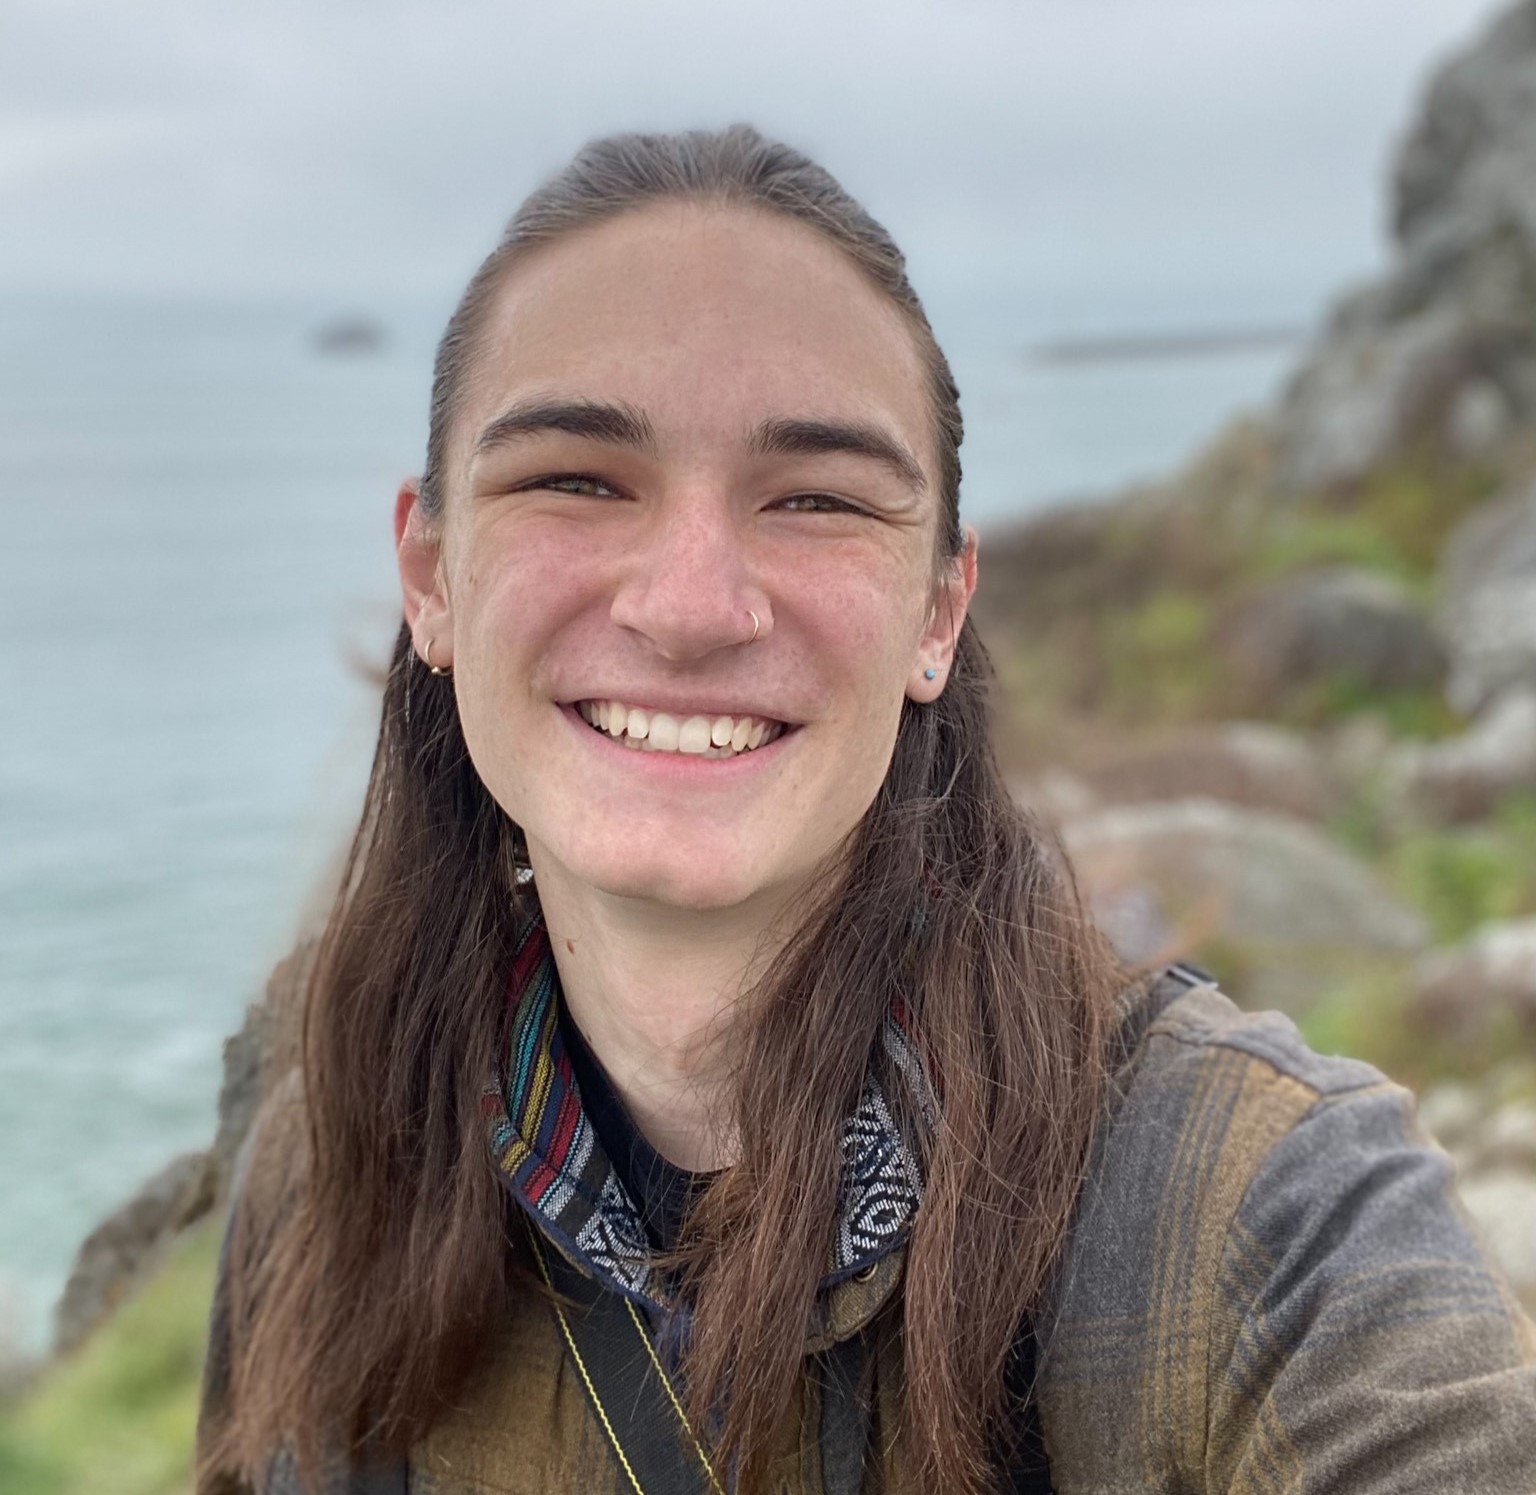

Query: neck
[527,854,803,1172]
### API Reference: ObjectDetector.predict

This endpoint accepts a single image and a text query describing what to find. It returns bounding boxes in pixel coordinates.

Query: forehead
[456,202,936,478]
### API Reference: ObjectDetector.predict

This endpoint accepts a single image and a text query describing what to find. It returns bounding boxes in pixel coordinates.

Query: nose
[609,489,769,661]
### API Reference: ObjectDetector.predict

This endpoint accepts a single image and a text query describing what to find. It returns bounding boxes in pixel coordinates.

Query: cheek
[792,557,928,693]
[451,516,610,661]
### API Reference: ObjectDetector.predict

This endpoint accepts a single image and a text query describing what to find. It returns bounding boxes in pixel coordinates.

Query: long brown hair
[204,126,1121,1494]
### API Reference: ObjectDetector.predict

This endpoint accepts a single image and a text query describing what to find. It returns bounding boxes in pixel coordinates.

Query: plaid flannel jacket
[199,963,1536,1493]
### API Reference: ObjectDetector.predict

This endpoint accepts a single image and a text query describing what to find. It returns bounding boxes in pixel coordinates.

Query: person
[196,126,1536,1495]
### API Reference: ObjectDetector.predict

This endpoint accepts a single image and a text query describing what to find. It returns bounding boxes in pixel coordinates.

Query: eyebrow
[473,398,660,458]
[747,416,927,493]
[471,397,926,492]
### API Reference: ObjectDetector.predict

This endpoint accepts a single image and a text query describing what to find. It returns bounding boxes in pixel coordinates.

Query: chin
[581,854,771,912]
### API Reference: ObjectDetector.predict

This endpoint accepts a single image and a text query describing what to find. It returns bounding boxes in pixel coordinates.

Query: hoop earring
[425,637,452,677]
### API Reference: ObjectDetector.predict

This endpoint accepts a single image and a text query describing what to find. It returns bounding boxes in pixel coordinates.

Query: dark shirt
[558,1002,712,1253]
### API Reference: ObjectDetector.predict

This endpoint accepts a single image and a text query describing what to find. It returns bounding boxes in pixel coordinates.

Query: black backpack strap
[531,1227,723,1495]
[1001,1319,1054,1495]
[814,1329,876,1495]
[1110,961,1212,1073]
[346,1460,409,1495]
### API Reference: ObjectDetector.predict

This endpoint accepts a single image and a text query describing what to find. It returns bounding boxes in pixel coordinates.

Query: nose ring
[746,609,761,645]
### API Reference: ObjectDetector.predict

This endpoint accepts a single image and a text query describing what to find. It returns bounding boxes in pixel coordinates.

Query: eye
[521,472,625,499]
[773,492,868,516]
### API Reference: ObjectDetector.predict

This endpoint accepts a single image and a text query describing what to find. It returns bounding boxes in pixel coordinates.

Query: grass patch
[1099,588,1228,724]
[1298,960,1417,1077]
[1381,805,1536,943]
[1295,958,1529,1091]
[1350,461,1499,581]
[0,1216,221,1495]
[1275,674,1463,738]
[1258,512,1423,588]
[1261,461,1501,594]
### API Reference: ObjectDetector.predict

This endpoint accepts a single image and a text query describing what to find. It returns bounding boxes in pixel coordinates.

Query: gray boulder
[1226,567,1443,697]
[1417,1080,1485,1153]
[1437,480,1536,713]
[1458,1170,1536,1299]
[1064,797,1427,1012]
[1391,688,1536,821]
[1420,1081,1536,1174]
[1416,1077,1536,1302]
[1478,1103,1536,1173]
[1278,1,1536,489]
[1009,768,1101,828]
[1074,722,1339,822]
[1325,714,1400,796]
[1411,916,1536,1040]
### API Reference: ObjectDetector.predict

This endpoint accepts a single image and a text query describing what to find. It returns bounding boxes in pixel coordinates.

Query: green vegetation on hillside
[1259,460,1497,590]
[0,1217,221,1495]
[976,437,1498,766]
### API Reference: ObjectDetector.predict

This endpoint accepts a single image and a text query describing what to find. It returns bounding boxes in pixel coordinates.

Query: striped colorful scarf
[482,914,932,1315]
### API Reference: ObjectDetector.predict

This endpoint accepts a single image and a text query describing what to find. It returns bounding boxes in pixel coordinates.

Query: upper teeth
[576,700,785,757]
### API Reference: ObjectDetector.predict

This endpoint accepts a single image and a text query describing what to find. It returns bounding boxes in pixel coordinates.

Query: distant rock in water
[311,315,387,356]
[1278,0,1536,489]
[1027,327,1302,366]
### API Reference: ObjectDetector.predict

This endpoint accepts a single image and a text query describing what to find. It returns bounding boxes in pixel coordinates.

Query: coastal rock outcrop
[1278,1,1536,489]
[48,941,307,1356]
[53,1151,218,1356]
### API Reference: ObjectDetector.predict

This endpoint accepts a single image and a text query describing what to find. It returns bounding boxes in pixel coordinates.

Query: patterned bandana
[482,915,934,1317]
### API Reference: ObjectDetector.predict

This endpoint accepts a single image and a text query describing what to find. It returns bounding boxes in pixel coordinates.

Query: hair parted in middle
[204,125,1123,1495]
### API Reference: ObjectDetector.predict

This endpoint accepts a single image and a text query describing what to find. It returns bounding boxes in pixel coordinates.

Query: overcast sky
[2,0,1506,331]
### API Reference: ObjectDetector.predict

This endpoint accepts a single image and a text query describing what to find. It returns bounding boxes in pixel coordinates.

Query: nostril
[609,582,771,660]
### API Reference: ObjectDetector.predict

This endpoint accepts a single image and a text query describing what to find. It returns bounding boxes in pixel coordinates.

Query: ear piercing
[424,637,452,677]
[924,667,938,680]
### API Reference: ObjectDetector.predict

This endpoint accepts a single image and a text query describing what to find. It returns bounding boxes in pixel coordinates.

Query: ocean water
[0,289,1296,1352]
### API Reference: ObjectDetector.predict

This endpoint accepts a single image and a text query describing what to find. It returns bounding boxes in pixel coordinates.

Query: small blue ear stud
[924,667,938,680]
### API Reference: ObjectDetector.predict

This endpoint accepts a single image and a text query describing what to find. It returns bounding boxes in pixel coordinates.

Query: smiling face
[397,202,975,915]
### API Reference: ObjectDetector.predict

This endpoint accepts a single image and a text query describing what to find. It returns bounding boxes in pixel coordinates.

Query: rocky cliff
[1280,0,1536,489]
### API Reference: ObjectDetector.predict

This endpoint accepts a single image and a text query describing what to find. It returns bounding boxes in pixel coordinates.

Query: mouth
[573,699,792,759]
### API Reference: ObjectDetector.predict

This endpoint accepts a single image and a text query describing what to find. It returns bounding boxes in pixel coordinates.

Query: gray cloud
[0,0,1504,324]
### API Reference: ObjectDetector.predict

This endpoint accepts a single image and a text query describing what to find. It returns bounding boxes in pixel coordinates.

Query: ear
[395,478,453,668]
[907,525,978,702]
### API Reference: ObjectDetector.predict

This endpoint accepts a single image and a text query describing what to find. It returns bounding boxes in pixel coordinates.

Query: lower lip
[559,704,796,778]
